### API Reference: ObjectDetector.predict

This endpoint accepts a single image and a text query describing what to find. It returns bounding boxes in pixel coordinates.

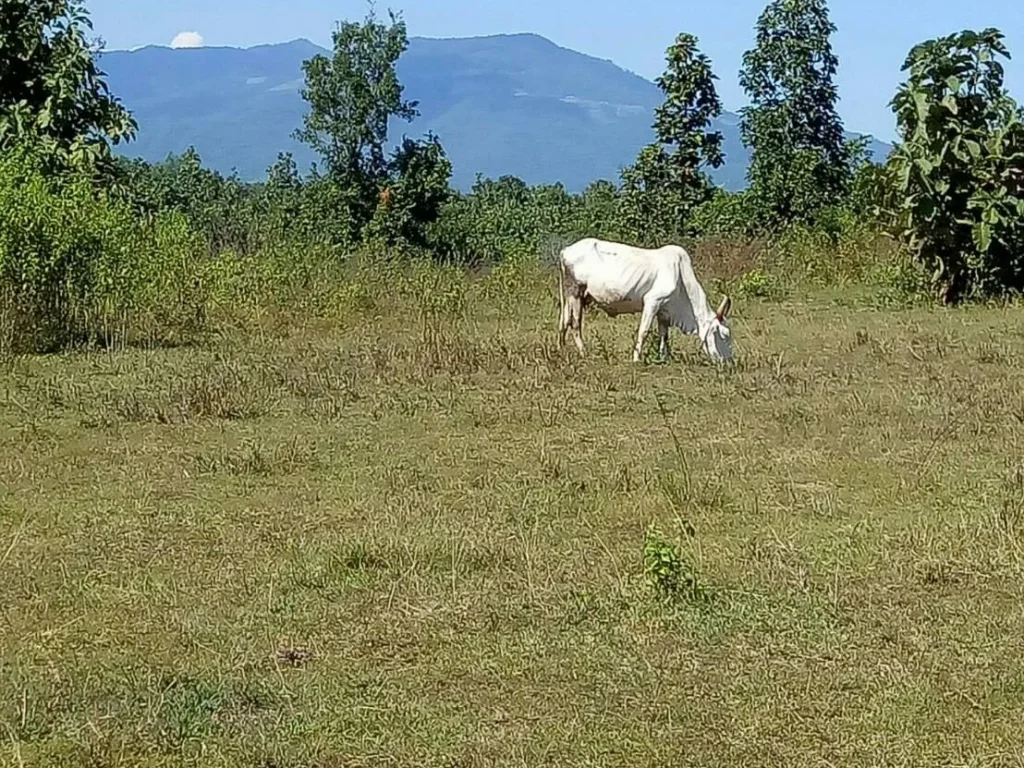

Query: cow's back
[561,238,670,305]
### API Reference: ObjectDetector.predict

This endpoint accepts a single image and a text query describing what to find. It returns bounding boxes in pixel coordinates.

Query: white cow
[557,237,733,363]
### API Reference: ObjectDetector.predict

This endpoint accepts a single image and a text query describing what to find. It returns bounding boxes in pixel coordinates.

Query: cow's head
[703,295,733,362]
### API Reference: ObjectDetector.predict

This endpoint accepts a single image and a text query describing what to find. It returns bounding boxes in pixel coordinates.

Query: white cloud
[170,31,204,49]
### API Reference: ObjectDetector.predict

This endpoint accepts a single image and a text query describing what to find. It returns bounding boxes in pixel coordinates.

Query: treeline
[1,0,1023,354]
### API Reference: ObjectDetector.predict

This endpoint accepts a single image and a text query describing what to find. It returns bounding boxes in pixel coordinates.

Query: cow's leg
[633,298,662,363]
[657,315,671,361]
[558,296,571,349]
[569,295,586,356]
[557,260,570,348]
[559,264,586,357]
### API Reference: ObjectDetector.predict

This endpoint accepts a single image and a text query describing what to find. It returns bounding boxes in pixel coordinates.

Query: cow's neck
[667,295,714,336]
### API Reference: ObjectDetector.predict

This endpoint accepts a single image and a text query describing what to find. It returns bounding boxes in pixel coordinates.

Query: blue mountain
[98,34,891,192]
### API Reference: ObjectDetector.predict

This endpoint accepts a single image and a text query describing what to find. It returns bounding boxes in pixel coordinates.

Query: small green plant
[735,267,778,299]
[643,526,702,601]
[155,675,226,749]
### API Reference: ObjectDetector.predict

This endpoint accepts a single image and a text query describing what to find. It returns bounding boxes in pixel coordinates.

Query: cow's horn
[716,295,732,321]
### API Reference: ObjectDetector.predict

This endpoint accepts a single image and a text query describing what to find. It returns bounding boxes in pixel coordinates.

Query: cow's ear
[716,295,732,321]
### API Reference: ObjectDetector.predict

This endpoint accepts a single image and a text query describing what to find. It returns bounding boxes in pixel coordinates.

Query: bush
[687,188,758,238]
[0,144,208,353]
[890,28,1024,304]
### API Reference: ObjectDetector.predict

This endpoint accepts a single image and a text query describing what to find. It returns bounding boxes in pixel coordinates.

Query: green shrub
[889,28,1024,304]
[643,526,705,602]
[0,144,207,353]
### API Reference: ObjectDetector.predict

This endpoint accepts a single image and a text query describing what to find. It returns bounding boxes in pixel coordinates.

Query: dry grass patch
[2,268,1024,766]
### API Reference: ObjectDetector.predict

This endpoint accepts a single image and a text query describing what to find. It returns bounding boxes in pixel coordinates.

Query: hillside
[98,34,891,192]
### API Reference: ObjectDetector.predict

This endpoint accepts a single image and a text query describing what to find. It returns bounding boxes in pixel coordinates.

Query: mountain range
[98,34,892,193]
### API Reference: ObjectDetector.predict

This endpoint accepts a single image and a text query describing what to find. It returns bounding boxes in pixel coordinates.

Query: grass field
[3,258,1024,767]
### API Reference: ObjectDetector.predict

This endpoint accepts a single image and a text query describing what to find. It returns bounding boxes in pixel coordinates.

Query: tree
[294,3,417,225]
[618,33,725,240]
[363,132,453,249]
[617,145,679,245]
[576,179,621,241]
[0,0,136,170]
[889,28,1024,304]
[739,0,855,230]
[652,33,725,208]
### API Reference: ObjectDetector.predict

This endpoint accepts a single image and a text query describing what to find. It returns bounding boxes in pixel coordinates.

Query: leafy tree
[294,4,417,224]
[617,144,679,245]
[364,132,453,249]
[889,28,1024,304]
[739,0,855,230]
[652,33,725,207]
[575,180,622,241]
[618,32,725,240]
[0,0,136,170]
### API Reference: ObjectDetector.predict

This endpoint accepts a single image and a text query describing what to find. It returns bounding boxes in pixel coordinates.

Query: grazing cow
[557,237,733,363]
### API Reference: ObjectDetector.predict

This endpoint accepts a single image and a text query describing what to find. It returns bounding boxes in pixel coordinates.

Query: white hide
[558,237,733,363]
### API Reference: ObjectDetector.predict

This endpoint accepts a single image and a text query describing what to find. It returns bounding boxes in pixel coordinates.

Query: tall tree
[296,4,457,250]
[0,0,136,169]
[618,32,725,240]
[294,4,417,212]
[739,0,854,229]
[653,32,725,205]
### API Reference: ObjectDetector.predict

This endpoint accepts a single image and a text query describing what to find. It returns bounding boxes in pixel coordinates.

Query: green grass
[2,260,1024,767]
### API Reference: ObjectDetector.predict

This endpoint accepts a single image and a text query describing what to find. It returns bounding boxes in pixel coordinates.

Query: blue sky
[88,0,1022,143]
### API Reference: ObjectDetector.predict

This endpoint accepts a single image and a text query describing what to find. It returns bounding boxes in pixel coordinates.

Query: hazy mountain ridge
[99,34,892,192]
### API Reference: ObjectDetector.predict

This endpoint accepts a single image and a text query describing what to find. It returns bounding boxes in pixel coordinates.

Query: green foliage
[889,27,1024,304]
[847,153,901,225]
[652,33,725,217]
[290,5,456,252]
[654,34,725,177]
[430,175,579,264]
[364,132,453,250]
[687,187,759,238]
[109,147,364,254]
[112,148,263,254]
[295,4,417,230]
[258,152,355,249]
[739,0,857,231]
[574,180,622,241]
[642,526,703,602]
[866,250,933,309]
[0,142,206,353]
[619,33,725,241]
[734,267,781,299]
[0,0,136,171]
[617,145,679,245]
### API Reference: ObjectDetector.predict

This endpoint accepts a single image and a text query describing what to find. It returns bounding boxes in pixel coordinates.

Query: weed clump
[643,526,706,603]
